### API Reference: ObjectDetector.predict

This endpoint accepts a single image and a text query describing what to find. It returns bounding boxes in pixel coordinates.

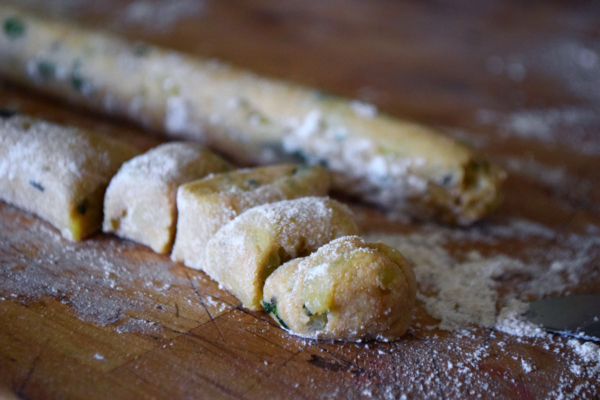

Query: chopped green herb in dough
[262,299,289,330]
[3,17,24,39]
[245,178,260,188]
[71,60,84,92]
[262,300,276,315]
[29,180,44,192]
[289,150,307,164]
[37,61,55,80]
[132,42,150,57]
[440,174,454,186]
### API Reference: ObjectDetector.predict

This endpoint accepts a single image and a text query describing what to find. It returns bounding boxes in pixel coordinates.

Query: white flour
[477,107,600,155]
[123,0,205,32]
[366,217,600,357]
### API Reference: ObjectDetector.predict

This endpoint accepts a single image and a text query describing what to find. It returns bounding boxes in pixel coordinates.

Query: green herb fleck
[37,61,55,80]
[132,42,151,57]
[76,199,88,215]
[440,174,453,186]
[313,90,337,102]
[302,305,313,316]
[29,180,44,192]
[3,17,25,39]
[245,178,260,188]
[289,150,307,164]
[262,300,276,315]
[262,299,289,330]
[69,60,95,96]
[70,60,85,92]
[71,75,84,92]
[332,128,346,142]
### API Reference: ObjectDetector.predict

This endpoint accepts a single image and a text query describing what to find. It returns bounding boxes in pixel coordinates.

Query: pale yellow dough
[0,6,504,224]
[0,115,139,241]
[103,142,231,253]
[203,197,358,311]
[263,236,417,341]
[171,164,330,269]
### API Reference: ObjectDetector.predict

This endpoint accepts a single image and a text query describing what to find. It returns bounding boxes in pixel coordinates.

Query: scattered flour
[365,217,600,357]
[537,40,600,105]
[115,317,162,335]
[495,299,548,338]
[364,217,599,398]
[350,100,378,119]
[0,203,209,326]
[123,0,206,32]
[485,54,527,82]
[498,155,597,212]
[501,156,567,188]
[568,340,600,366]
[477,107,600,155]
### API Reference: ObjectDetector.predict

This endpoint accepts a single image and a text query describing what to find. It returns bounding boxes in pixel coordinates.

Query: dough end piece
[263,236,417,341]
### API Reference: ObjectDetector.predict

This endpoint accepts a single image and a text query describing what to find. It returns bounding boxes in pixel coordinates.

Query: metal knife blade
[524,294,600,342]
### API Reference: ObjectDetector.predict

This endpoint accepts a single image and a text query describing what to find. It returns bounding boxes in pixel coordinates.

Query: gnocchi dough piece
[0,115,139,241]
[103,142,231,254]
[171,164,330,268]
[0,6,504,224]
[204,197,358,311]
[263,236,417,341]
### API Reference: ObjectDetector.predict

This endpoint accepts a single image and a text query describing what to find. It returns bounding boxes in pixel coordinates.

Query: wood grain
[1,0,600,398]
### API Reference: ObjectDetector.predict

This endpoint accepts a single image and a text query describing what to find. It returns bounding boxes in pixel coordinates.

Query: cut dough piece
[263,236,417,341]
[103,142,231,253]
[204,197,358,311]
[171,164,330,268]
[0,115,139,241]
[0,5,504,225]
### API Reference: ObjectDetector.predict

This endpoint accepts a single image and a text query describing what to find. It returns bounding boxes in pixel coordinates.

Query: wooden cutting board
[1,1,600,399]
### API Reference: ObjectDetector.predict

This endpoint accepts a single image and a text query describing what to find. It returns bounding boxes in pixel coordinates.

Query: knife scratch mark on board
[185,271,224,342]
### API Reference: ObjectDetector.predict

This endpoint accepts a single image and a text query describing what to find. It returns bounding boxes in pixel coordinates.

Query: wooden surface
[1,1,600,399]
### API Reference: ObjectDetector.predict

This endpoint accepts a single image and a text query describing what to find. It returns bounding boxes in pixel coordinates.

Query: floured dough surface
[171,164,330,268]
[0,115,139,241]
[103,142,231,253]
[0,6,504,224]
[263,236,417,341]
[204,197,358,311]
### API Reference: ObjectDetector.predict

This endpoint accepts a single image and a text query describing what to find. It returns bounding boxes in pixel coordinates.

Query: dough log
[0,6,504,224]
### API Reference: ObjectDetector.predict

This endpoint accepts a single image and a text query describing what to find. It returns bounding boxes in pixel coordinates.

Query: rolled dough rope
[103,142,232,254]
[0,7,504,224]
[203,197,358,311]
[263,236,417,341]
[171,164,331,270]
[0,114,139,241]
